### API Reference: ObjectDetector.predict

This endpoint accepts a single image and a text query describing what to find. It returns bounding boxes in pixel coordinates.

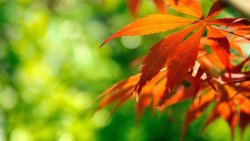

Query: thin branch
[225,0,250,17]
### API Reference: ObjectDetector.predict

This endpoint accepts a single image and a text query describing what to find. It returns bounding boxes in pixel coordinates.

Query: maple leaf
[183,58,250,137]
[101,0,249,97]
[135,23,200,93]
[98,0,250,138]
[184,84,250,138]
[100,14,194,47]
[206,26,231,70]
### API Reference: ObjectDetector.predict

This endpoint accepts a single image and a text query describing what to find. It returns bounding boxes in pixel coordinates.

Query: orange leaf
[166,0,203,18]
[204,86,241,137]
[101,14,194,47]
[136,94,152,119]
[198,54,225,74]
[183,89,216,136]
[98,75,139,109]
[204,102,238,137]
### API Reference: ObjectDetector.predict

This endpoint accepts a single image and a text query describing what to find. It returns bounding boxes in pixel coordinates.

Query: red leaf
[160,26,204,104]
[206,26,232,69]
[159,73,202,111]
[239,112,250,132]
[153,0,167,13]
[209,18,250,27]
[127,0,141,17]
[206,0,227,19]
[135,23,200,93]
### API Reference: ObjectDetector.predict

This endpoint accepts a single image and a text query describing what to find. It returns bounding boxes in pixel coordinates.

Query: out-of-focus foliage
[0,0,123,140]
[0,0,249,141]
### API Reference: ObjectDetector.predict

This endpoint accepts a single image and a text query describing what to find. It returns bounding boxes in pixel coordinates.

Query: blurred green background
[0,0,249,141]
